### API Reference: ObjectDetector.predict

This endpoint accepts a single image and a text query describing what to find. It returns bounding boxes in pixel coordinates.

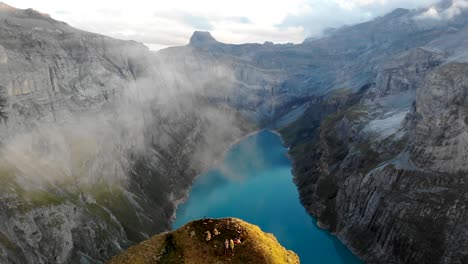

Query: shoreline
[272,129,365,263]
[168,128,261,228]
[167,128,363,262]
[164,128,361,264]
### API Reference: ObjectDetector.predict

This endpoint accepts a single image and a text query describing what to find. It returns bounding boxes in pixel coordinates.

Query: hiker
[224,239,229,256]
[229,239,235,256]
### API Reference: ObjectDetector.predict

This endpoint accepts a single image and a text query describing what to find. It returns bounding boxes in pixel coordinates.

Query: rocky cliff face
[0,4,255,264]
[276,3,468,263]
[281,63,468,264]
[409,63,468,173]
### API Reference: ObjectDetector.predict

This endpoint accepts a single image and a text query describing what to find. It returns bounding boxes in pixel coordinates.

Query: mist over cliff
[0,4,257,263]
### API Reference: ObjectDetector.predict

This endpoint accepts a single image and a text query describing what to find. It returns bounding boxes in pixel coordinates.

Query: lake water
[173,130,362,264]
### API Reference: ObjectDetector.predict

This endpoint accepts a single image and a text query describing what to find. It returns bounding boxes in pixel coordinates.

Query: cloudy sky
[7,0,441,50]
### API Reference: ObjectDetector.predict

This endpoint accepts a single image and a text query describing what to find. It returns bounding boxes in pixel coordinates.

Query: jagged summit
[189,31,219,47]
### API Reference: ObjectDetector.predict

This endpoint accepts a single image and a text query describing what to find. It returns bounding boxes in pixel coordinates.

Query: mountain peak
[189,31,219,47]
[383,7,410,18]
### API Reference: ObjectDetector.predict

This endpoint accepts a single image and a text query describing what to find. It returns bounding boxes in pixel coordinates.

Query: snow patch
[386,151,420,171]
[364,110,409,140]
[415,0,468,20]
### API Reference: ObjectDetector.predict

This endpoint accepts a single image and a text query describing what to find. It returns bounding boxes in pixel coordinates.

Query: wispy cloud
[278,0,440,37]
[5,0,444,49]
[416,0,468,20]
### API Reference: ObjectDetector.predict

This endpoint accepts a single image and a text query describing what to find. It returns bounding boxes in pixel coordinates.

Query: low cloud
[3,0,305,49]
[278,0,440,37]
[6,0,447,49]
[0,45,248,190]
[416,0,468,20]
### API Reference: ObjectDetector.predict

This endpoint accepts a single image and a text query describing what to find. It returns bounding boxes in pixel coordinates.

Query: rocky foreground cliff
[108,218,299,264]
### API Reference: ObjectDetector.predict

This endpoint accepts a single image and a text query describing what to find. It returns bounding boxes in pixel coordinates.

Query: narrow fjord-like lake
[173,130,362,264]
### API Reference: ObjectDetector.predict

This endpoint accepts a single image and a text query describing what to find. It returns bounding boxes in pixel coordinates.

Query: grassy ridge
[107,218,300,264]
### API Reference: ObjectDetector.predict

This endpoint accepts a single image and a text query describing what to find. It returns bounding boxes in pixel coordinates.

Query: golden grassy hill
[107,217,300,264]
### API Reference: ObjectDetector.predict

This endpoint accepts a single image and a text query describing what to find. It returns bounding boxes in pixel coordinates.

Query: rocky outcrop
[368,48,446,100]
[409,63,468,173]
[108,218,300,264]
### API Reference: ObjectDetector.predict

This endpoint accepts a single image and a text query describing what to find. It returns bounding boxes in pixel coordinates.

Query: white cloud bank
[416,0,468,20]
[5,0,449,49]
[279,0,441,36]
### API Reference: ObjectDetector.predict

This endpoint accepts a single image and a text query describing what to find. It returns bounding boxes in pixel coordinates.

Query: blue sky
[6,0,445,50]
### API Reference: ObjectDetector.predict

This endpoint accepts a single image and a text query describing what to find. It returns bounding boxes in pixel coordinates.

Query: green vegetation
[85,183,146,241]
[24,191,65,207]
[0,164,129,232]
[108,218,300,264]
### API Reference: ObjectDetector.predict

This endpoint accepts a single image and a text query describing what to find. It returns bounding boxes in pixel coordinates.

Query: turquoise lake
[173,130,362,264]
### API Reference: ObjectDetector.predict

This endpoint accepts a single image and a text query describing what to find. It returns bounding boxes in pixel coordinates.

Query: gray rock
[275,4,468,264]
[0,3,255,263]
